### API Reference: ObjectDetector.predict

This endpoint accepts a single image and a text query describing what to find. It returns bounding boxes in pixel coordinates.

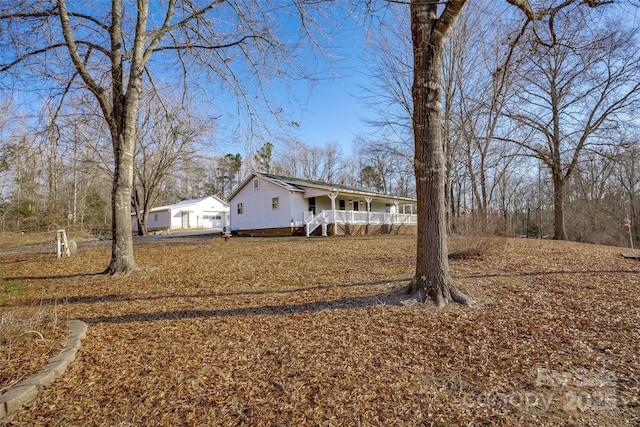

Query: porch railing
[305,209,417,236]
[333,210,417,225]
[304,210,330,237]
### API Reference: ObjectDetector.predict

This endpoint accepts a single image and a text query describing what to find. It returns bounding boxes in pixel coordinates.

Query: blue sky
[1,2,378,157]
[281,7,374,151]
[213,6,377,156]
[290,69,368,149]
[211,54,371,157]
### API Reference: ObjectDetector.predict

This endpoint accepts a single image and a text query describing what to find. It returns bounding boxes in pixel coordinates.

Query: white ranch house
[131,196,229,233]
[228,172,417,236]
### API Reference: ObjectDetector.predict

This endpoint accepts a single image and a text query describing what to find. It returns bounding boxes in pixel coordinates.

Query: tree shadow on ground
[3,272,105,281]
[79,286,414,324]
[12,279,411,307]
[465,269,639,279]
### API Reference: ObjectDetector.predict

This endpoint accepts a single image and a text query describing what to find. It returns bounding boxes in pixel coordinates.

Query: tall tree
[454,7,523,229]
[360,2,513,229]
[406,0,613,306]
[1,1,326,274]
[614,137,640,242]
[503,7,640,240]
[254,142,274,174]
[359,165,385,192]
[408,0,473,306]
[210,153,243,198]
[353,136,410,195]
[359,6,415,196]
[0,99,13,177]
[132,94,211,236]
[272,140,345,183]
[566,149,619,243]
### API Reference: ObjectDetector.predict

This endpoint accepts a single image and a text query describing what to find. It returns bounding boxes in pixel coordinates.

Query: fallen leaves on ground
[0,235,639,426]
[0,308,66,394]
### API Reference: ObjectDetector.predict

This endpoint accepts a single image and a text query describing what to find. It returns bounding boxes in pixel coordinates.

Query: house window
[272,197,279,210]
[339,200,345,210]
[253,178,260,190]
[237,203,243,214]
[153,213,158,221]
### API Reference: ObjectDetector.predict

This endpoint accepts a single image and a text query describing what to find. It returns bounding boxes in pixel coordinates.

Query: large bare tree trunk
[409,0,472,307]
[552,171,567,240]
[106,135,138,274]
[105,93,141,273]
[57,0,139,274]
[102,0,141,274]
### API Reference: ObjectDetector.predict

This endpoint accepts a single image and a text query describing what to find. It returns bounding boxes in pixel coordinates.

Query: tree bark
[552,170,567,240]
[105,79,141,273]
[409,0,472,306]
[102,0,146,274]
[106,133,138,274]
[57,0,138,274]
[132,190,148,237]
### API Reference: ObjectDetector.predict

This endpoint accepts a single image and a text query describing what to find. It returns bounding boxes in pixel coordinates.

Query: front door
[353,201,359,211]
[309,197,316,214]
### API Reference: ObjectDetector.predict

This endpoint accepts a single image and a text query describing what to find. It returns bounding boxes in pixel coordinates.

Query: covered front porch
[303,192,417,236]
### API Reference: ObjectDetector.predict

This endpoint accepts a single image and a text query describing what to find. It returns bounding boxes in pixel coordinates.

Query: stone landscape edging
[0,319,87,421]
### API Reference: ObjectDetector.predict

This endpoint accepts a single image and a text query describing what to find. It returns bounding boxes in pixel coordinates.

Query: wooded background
[1,1,638,247]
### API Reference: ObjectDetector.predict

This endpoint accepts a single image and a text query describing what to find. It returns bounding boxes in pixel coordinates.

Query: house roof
[148,195,229,213]
[229,172,416,204]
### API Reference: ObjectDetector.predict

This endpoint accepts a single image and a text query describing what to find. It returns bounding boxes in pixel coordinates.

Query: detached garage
[131,196,229,233]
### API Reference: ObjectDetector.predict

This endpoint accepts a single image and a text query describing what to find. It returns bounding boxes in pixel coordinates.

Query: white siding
[132,210,172,231]
[150,210,172,229]
[132,196,230,232]
[171,210,185,228]
[170,197,229,229]
[230,177,303,231]
[289,192,308,227]
[227,173,416,232]
[202,211,226,228]
[371,201,390,213]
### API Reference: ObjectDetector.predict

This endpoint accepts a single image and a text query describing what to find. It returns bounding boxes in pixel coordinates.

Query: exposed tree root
[102,264,140,276]
[449,284,474,306]
[406,275,474,307]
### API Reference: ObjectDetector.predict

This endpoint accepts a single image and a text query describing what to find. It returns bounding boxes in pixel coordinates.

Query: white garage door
[203,213,223,228]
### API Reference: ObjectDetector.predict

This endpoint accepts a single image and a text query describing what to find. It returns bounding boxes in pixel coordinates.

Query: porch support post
[365,197,372,225]
[394,201,400,225]
[329,190,338,235]
[321,212,328,237]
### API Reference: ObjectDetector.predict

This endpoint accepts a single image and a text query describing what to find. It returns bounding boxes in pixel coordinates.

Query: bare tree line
[1,0,337,274]
[1,2,638,247]
[359,0,640,249]
[2,98,638,249]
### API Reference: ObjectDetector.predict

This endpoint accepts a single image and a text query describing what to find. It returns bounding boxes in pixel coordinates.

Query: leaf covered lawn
[1,235,639,426]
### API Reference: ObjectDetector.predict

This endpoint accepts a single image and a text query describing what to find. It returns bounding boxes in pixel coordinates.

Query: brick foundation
[237,224,417,237]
